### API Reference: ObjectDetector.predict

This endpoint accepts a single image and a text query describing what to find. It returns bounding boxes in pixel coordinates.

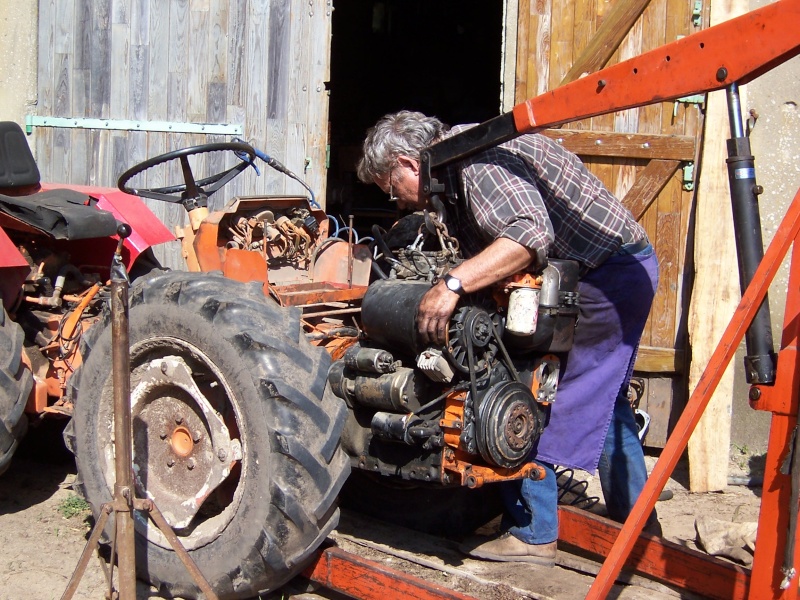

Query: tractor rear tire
[0,306,32,476]
[67,271,349,599]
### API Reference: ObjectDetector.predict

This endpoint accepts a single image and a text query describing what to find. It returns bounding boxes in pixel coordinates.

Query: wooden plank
[532,0,552,98]
[686,0,747,493]
[129,45,149,120]
[148,0,169,121]
[38,1,54,117]
[168,0,189,105]
[560,0,652,85]
[651,170,683,349]
[245,0,268,196]
[187,6,209,123]
[55,0,74,55]
[540,129,695,160]
[74,0,92,70]
[621,158,680,220]
[514,0,530,104]
[612,17,642,135]
[304,0,332,206]
[634,346,684,373]
[226,0,246,108]
[110,22,129,119]
[286,3,311,199]
[638,0,667,133]
[208,0,228,85]
[130,0,149,46]
[112,0,129,24]
[54,53,71,117]
[266,1,289,123]
[265,1,290,196]
[639,377,673,447]
[549,0,574,89]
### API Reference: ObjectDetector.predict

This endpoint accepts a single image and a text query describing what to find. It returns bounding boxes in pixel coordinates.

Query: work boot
[458,532,557,567]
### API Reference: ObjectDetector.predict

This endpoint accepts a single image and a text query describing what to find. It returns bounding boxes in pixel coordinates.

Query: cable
[555,466,600,510]
[232,137,321,208]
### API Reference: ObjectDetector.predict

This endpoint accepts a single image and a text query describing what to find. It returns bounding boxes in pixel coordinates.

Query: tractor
[0,121,577,598]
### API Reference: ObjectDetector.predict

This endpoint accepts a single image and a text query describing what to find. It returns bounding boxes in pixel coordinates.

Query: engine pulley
[445,306,499,374]
[475,380,543,469]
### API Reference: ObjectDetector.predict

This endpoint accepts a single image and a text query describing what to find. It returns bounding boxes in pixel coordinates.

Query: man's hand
[416,238,540,346]
[417,282,460,346]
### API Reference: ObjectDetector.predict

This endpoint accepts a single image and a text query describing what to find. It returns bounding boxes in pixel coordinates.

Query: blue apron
[532,248,659,473]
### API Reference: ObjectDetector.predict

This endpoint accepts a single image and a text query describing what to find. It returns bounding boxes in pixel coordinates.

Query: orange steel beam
[559,506,749,599]
[303,546,478,600]
[587,185,800,599]
[747,237,800,596]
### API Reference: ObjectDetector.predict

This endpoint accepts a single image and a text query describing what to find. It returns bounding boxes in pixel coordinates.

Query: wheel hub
[130,356,242,529]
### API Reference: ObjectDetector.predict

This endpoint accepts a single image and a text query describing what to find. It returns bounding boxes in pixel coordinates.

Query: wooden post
[686,0,749,493]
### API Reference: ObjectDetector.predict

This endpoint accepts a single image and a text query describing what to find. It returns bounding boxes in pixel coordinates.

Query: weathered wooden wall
[35,0,332,268]
[514,0,705,446]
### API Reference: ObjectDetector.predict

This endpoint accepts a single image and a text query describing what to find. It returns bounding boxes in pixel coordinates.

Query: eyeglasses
[388,169,399,202]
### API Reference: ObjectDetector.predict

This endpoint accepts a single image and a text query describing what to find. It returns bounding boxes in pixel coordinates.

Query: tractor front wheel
[67,272,349,599]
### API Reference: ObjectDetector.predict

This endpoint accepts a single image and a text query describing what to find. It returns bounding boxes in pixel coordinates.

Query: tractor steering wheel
[117,142,257,204]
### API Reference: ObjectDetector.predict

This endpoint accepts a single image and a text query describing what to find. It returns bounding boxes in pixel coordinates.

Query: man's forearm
[448,237,540,293]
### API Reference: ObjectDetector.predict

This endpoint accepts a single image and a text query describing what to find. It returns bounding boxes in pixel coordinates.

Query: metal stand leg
[61,225,218,600]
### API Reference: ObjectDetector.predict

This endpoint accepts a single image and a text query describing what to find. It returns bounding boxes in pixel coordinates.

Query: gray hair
[357,110,450,183]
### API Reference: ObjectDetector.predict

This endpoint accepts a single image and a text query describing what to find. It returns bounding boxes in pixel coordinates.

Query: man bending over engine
[357,110,660,566]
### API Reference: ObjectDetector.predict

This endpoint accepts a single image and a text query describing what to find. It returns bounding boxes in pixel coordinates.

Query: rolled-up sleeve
[461,158,554,254]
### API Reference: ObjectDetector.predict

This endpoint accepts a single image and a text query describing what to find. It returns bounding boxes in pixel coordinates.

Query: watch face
[446,275,460,292]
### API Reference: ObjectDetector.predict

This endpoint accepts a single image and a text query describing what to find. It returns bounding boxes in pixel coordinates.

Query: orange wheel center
[170,426,194,457]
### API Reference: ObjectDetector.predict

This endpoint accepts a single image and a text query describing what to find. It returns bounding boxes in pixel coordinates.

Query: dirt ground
[0,420,764,600]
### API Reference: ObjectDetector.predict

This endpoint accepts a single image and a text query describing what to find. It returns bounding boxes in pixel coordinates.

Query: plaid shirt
[440,125,645,269]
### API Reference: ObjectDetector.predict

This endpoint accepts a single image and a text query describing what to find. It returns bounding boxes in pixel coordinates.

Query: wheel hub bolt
[217,448,228,462]
[161,361,168,374]
[167,458,175,468]
[193,431,202,443]
[187,458,195,470]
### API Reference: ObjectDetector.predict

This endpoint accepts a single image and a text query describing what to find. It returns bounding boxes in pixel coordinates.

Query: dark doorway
[325,1,504,230]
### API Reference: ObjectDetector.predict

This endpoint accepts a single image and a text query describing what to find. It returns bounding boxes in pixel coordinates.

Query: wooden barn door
[33,0,333,269]
[510,0,706,447]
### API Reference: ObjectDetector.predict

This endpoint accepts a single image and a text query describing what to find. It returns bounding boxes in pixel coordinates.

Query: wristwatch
[442,273,465,297]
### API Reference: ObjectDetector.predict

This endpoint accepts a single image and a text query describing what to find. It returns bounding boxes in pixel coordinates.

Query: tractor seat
[0,121,118,240]
[0,190,119,240]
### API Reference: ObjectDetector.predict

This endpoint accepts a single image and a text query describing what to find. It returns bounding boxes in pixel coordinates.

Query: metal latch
[683,163,695,192]
[673,94,706,119]
[692,0,703,27]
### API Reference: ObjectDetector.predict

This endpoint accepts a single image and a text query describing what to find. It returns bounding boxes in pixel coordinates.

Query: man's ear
[396,155,420,175]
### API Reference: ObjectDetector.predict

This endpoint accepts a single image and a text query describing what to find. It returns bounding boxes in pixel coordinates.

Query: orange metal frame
[582,184,800,599]
[300,3,800,597]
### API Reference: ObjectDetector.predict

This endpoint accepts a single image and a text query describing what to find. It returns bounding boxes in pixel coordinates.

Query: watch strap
[443,273,465,297]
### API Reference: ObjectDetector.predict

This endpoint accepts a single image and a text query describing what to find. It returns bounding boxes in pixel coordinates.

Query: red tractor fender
[40,183,175,267]
[0,227,30,308]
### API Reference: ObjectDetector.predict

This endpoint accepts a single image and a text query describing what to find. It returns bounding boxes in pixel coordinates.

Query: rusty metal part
[303,546,477,600]
[110,277,137,599]
[61,504,113,600]
[439,393,546,487]
[130,356,241,528]
[560,506,749,600]
[135,498,219,600]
